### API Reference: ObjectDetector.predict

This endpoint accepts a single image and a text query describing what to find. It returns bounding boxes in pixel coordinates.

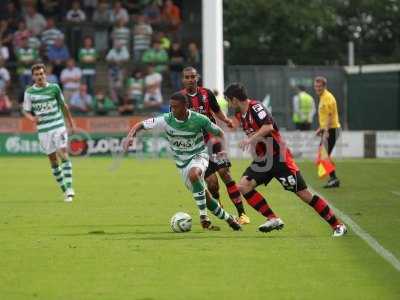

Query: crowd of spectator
[0,0,202,116]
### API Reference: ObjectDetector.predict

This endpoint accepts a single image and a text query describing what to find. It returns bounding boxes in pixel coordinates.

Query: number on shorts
[278,175,296,187]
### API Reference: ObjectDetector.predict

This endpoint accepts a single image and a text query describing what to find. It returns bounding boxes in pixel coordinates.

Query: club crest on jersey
[143,118,155,127]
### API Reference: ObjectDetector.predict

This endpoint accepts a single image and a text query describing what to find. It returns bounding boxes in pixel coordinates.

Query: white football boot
[64,188,75,203]
[258,218,285,233]
[332,224,347,237]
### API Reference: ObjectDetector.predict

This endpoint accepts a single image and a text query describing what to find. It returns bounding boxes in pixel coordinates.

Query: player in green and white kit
[23,63,77,202]
[124,92,241,230]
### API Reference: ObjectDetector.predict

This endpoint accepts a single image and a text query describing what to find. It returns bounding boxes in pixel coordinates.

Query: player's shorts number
[278,175,297,190]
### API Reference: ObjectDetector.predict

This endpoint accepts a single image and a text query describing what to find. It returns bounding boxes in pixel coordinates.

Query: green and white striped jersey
[23,83,66,133]
[143,111,223,168]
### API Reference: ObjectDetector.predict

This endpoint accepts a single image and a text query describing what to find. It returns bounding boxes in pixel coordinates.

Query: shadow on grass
[50,228,332,241]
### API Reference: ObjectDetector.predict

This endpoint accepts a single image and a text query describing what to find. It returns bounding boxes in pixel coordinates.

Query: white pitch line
[310,187,400,272]
[391,191,400,197]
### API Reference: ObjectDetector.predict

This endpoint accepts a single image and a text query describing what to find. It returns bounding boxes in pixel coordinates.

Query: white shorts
[38,127,68,155]
[179,154,209,191]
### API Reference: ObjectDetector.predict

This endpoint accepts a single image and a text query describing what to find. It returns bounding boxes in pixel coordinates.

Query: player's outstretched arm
[127,121,145,139]
[123,121,144,152]
[213,109,234,128]
[208,90,234,128]
[124,116,166,152]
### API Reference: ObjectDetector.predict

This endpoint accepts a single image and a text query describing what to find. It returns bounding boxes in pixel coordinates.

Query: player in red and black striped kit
[181,67,250,225]
[224,82,347,236]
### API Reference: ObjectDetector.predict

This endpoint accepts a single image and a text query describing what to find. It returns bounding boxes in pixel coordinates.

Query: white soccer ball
[170,212,192,233]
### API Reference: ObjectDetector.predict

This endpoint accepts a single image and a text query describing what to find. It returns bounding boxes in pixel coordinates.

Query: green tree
[224,0,400,65]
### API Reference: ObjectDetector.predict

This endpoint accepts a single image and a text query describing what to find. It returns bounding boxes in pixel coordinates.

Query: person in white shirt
[60,58,82,102]
[106,41,129,102]
[66,1,87,22]
[106,41,130,63]
[24,6,46,36]
[0,60,10,93]
[0,44,9,61]
[110,1,129,25]
[144,64,163,110]
[66,1,87,58]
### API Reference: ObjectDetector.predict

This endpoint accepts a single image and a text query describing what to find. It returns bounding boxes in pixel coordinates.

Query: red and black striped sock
[226,181,245,215]
[243,190,277,219]
[309,195,340,228]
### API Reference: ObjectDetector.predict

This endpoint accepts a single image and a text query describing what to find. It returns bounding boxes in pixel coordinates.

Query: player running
[123,92,241,231]
[23,63,77,202]
[224,83,347,237]
[181,66,250,225]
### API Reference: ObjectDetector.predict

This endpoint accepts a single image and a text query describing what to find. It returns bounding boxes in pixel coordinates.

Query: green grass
[0,157,399,300]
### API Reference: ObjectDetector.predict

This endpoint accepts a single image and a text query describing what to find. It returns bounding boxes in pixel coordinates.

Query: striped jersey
[142,111,222,168]
[23,83,66,133]
[112,26,131,49]
[78,47,98,75]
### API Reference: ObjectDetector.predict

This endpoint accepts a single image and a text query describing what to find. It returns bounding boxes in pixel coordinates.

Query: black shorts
[325,128,341,155]
[205,157,232,178]
[243,160,307,193]
[204,140,231,178]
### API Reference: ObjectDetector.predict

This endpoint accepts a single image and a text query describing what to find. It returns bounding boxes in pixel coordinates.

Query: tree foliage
[223,0,400,65]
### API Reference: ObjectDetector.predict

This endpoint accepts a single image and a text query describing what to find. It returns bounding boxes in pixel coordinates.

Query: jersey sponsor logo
[252,104,267,119]
[252,103,264,112]
[32,102,55,114]
[172,138,195,149]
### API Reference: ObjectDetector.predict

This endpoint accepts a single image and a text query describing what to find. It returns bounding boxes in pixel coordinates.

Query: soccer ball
[170,212,192,233]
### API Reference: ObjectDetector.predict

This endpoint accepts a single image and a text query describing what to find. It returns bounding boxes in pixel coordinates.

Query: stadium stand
[0,0,198,117]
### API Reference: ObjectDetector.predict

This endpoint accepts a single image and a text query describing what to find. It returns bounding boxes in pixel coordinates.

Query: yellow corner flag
[315,145,335,179]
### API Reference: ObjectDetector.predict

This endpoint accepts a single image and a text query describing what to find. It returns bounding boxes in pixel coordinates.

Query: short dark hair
[224,83,248,101]
[31,63,46,74]
[182,66,198,74]
[170,92,187,104]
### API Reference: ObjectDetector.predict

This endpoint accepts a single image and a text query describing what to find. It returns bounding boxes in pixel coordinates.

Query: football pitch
[1,157,399,300]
